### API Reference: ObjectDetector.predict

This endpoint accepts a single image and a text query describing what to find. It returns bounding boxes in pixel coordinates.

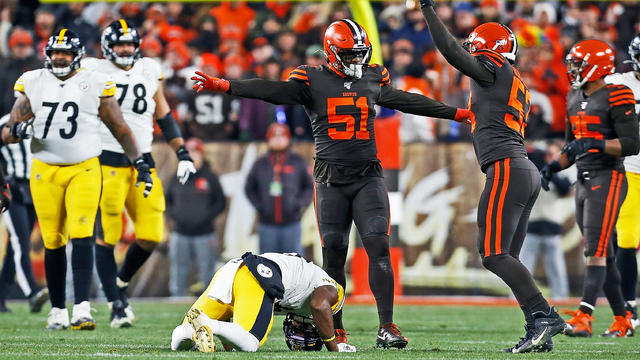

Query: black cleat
[502,325,554,353]
[0,300,10,313]
[110,299,132,328]
[29,288,49,313]
[531,307,566,346]
[376,323,408,349]
[118,284,130,308]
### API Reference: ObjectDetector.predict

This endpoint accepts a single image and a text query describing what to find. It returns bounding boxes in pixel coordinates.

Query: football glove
[561,138,605,163]
[540,161,561,192]
[0,183,11,213]
[419,0,437,8]
[337,343,357,352]
[454,108,472,124]
[9,121,30,139]
[191,71,230,93]
[176,145,196,185]
[134,157,153,197]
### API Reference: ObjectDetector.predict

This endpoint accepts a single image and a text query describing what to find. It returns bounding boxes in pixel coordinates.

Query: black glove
[540,161,562,191]
[9,122,30,139]
[0,183,11,213]
[561,138,605,163]
[134,157,153,198]
[419,0,437,8]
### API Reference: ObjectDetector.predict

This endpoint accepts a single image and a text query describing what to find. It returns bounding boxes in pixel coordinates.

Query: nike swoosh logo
[591,185,601,191]
[626,110,633,115]
[532,327,548,345]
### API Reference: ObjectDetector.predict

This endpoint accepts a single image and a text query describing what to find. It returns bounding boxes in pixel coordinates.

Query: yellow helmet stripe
[119,19,128,35]
[57,28,67,44]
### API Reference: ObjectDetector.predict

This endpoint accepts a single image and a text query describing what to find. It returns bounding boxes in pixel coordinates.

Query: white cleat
[46,307,69,330]
[186,308,216,352]
[71,301,96,330]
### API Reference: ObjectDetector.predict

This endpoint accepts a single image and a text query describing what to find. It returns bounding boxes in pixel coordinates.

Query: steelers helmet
[44,28,85,78]
[101,19,141,67]
[282,314,323,351]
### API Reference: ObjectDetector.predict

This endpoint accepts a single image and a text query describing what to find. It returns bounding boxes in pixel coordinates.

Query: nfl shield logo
[344,81,352,89]
[580,101,588,109]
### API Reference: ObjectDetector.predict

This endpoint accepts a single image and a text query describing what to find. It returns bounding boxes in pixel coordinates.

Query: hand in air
[191,71,230,93]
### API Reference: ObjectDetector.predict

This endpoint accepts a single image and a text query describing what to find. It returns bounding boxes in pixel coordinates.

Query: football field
[0,301,637,359]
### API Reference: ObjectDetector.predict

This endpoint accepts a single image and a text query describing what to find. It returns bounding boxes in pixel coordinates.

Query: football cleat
[336,328,348,344]
[117,281,136,322]
[71,301,96,330]
[29,288,49,313]
[625,302,639,330]
[600,315,634,337]
[186,308,216,353]
[561,308,593,337]
[0,299,10,313]
[530,307,566,346]
[502,325,553,353]
[110,299,132,328]
[376,323,408,349]
[46,307,69,330]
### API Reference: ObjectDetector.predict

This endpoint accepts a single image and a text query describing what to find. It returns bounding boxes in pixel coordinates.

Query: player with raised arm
[1,28,151,331]
[192,18,469,349]
[541,40,638,338]
[170,252,354,353]
[420,0,565,353]
[82,19,196,328]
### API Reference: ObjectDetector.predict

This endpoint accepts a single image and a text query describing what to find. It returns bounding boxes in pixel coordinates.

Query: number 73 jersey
[82,57,161,154]
[14,68,115,165]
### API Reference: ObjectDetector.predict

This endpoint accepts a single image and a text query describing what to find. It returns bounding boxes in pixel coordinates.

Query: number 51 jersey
[14,68,115,165]
[82,57,161,154]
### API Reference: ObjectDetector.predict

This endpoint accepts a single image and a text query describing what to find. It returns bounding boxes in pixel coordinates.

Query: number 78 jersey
[14,68,114,165]
[82,57,161,154]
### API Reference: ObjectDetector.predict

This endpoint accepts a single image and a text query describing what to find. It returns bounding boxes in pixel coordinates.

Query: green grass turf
[0,301,637,359]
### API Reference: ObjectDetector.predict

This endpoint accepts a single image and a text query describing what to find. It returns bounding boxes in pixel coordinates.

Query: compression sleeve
[421,6,494,85]
[228,79,311,105]
[156,111,182,142]
[377,85,458,119]
[612,104,640,156]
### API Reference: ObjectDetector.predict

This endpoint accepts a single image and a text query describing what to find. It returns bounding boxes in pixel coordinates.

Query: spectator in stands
[33,7,55,57]
[477,0,507,24]
[238,57,281,141]
[275,28,301,70]
[389,39,415,80]
[188,15,219,54]
[209,1,255,47]
[166,138,226,297]
[244,123,313,255]
[521,141,571,299]
[0,28,40,116]
[55,3,98,54]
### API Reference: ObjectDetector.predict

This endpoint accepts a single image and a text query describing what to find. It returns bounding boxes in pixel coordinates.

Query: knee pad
[321,231,348,250]
[361,234,390,259]
[361,216,389,237]
[481,253,510,271]
[322,245,348,270]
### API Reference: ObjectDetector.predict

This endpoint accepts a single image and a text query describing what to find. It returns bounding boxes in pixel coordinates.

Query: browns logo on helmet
[323,19,371,79]
[462,22,518,64]
[565,39,615,89]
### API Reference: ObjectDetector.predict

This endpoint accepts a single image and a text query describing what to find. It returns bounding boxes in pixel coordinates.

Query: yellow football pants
[30,157,102,249]
[183,265,274,347]
[100,165,165,245]
[616,171,640,249]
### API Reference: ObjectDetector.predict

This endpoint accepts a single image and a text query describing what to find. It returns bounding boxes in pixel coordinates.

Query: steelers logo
[79,81,90,92]
[257,264,273,278]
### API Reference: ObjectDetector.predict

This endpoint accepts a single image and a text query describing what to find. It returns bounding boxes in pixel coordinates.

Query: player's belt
[577,168,622,181]
[99,151,155,168]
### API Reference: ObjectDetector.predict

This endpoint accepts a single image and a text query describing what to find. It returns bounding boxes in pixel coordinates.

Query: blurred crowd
[0,0,639,144]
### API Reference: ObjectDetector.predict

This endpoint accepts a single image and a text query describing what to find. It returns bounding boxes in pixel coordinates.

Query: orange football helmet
[565,40,615,89]
[323,19,371,79]
[462,22,518,63]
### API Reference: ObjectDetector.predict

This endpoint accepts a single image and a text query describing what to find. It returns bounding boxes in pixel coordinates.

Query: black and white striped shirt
[0,114,32,180]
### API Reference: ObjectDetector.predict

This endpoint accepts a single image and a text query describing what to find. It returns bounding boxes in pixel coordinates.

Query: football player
[170,252,355,353]
[191,19,470,349]
[542,40,638,338]
[82,19,196,328]
[1,28,151,330]
[605,33,640,329]
[420,0,565,353]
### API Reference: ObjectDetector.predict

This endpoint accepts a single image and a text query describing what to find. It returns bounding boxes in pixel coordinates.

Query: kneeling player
[170,252,355,352]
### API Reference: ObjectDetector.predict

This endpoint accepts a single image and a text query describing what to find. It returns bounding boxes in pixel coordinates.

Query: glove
[176,145,196,185]
[561,138,605,163]
[134,157,153,198]
[337,343,357,352]
[191,71,230,93]
[0,183,11,213]
[454,108,472,124]
[419,0,437,8]
[540,161,561,192]
[9,122,30,139]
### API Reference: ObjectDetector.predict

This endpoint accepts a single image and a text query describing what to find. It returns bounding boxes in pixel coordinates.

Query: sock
[118,241,152,283]
[579,265,606,315]
[322,245,347,330]
[45,246,67,308]
[521,305,535,328]
[71,237,94,304]
[362,234,394,325]
[211,319,260,352]
[95,243,119,302]
[616,247,638,302]
[482,254,549,312]
[603,258,627,316]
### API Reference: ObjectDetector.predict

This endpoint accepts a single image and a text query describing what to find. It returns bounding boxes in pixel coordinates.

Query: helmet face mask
[282,314,323,352]
[324,19,372,79]
[44,29,85,78]
[625,34,640,74]
[102,19,141,67]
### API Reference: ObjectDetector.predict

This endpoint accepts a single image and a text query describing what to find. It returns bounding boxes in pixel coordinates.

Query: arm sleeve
[208,173,227,219]
[156,111,182,142]
[229,78,311,105]
[564,117,575,143]
[421,6,494,85]
[612,104,640,156]
[377,85,458,119]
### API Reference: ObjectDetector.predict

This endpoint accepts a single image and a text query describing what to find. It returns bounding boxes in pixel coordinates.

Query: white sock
[628,300,637,308]
[206,318,259,352]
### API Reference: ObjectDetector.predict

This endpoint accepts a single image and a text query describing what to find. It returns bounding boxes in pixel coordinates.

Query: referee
[0,113,47,313]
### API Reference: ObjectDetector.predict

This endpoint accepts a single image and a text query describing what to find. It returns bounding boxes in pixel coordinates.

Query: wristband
[322,335,336,343]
